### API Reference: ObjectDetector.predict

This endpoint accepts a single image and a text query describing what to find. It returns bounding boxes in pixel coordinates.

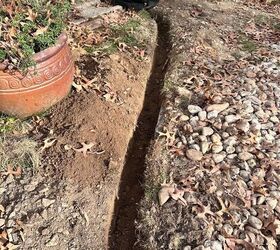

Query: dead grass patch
[0,114,39,171]
[0,136,39,171]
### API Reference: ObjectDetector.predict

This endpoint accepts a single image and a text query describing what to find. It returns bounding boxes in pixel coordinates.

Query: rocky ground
[1,0,280,250]
[138,0,280,249]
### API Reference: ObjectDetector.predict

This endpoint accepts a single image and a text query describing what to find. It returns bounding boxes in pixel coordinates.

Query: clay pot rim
[0,32,67,69]
[32,33,68,63]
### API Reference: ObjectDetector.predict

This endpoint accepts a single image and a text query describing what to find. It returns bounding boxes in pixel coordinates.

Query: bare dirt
[0,15,158,250]
[37,45,158,248]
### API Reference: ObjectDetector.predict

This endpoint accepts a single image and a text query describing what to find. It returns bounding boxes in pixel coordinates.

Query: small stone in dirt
[227,154,237,159]
[46,234,59,247]
[201,127,214,136]
[236,119,250,133]
[42,198,55,208]
[189,144,200,151]
[198,135,207,142]
[186,149,203,161]
[270,116,279,123]
[201,141,210,154]
[222,132,230,139]
[206,103,229,113]
[213,153,226,163]
[190,116,199,126]
[266,197,278,210]
[198,111,207,121]
[225,115,240,123]
[41,228,50,236]
[0,188,6,195]
[211,133,221,143]
[177,87,192,100]
[212,144,223,154]
[207,110,218,119]
[247,159,256,168]
[5,174,14,185]
[224,136,237,146]
[0,219,5,227]
[226,145,235,154]
[246,71,256,78]
[180,115,189,121]
[188,105,202,114]
[248,215,263,230]
[222,224,233,235]
[210,241,223,250]
[238,152,254,161]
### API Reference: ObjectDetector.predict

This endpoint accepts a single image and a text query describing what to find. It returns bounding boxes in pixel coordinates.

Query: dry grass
[0,114,39,171]
[0,136,40,171]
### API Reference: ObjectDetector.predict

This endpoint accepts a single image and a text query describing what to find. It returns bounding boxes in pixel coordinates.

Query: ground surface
[138,0,280,250]
[1,0,280,250]
[0,2,157,249]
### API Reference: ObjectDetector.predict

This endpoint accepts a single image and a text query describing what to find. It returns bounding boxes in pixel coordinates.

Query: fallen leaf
[33,26,48,36]
[158,185,174,206]
[73,142,94,157]
[41,138,57,151]
[2,166,21,177]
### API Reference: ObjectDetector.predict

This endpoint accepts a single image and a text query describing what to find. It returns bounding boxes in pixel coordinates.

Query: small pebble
[180,115,189,121]
[212,144,223,154]
[201,127,214,136]
[213,153,226,163]
[236,119,250,133]
[270,116,279,123]
[211,133,221,143]
[198,111,207,121]
[226,146,235,154]
[206,103,229,113]
[207,110,218,119]
[200,141,210,154]
[238,152,254,161]
[188,105,202,114]
[248,215,263,230]
[225,115,240,123]
[186,149,203,161]
[247,159,256,168]
[266,197,278,209]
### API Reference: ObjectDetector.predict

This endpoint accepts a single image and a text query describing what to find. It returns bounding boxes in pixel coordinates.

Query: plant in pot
[0,0,74,118]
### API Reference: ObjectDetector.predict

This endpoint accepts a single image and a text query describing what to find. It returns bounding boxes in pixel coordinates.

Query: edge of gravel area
[137,0,280,249]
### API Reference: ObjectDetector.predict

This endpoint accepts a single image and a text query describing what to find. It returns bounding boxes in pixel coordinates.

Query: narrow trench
[109,13,171,250]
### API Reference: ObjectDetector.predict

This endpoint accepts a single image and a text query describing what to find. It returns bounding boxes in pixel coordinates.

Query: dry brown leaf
[73,142,95,157]
[2,165,22,177]
[72,82,83,92]
[26,6,37,21]
[158,185,174,206]
[33,26,48,36]
[225,238,254,250]
[41,138,57,151]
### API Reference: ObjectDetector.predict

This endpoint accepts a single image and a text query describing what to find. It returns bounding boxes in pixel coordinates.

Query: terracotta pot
[0,33,74,118]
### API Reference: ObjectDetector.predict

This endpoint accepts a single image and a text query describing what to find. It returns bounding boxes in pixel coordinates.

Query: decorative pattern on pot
[0,33,75,118]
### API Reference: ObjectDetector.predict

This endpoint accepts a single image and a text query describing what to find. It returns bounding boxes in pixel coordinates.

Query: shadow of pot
[0,33,75,119]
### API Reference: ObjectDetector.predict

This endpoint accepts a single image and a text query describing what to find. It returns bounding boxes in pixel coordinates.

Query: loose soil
[38,45,157,248]
[0,16,158,250]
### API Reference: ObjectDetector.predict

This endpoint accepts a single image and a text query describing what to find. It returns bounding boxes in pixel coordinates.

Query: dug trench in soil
[109,13,171,250]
